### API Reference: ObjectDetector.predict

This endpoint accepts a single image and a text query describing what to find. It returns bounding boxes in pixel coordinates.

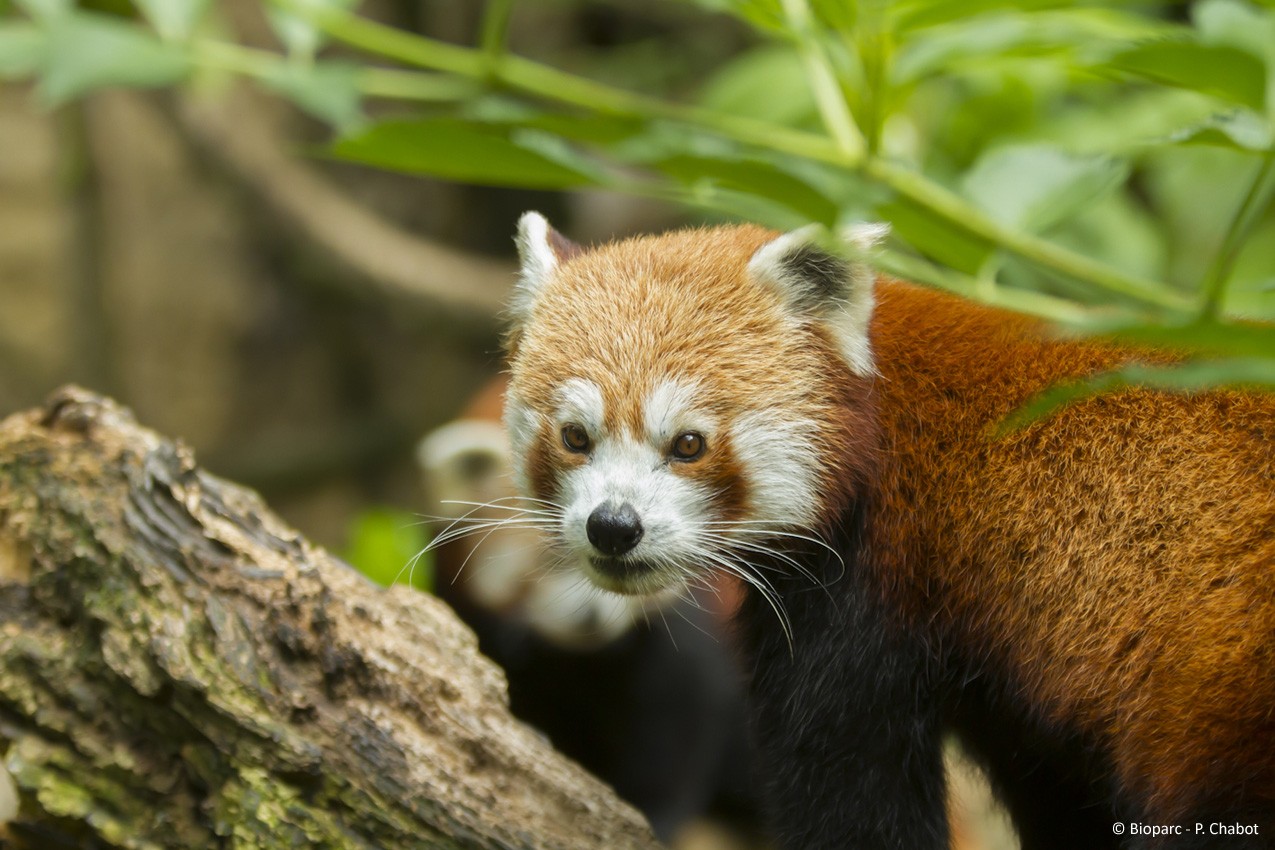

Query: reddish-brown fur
[869,282,1275,823]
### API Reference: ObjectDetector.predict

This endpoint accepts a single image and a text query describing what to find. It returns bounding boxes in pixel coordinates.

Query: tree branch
[0,386,661,850]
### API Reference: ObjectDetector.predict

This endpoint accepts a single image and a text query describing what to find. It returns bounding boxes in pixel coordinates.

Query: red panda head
[503,213,882,599]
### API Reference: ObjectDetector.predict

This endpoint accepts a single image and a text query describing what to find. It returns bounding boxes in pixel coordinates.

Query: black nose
[586,502,644,556]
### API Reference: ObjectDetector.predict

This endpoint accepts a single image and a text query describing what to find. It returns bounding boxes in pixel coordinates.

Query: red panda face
[504,213,882,601]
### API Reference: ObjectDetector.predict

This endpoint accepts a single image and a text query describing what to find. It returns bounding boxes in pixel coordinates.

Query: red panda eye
[670,431,705,461]
[561,424,591,453]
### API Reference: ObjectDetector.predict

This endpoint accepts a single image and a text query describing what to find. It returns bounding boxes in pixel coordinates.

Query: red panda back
[869,280,1275,821]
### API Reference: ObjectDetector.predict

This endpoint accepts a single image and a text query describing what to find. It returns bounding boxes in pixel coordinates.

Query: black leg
[737,526,948,850]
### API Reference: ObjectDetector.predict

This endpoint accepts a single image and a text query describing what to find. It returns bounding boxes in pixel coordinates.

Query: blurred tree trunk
[0,387,661,850]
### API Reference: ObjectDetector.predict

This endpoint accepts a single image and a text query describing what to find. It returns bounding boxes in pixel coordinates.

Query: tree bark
[0,387,662,850]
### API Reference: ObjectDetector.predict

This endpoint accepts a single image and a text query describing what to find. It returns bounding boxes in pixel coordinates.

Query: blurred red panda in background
[417,375,761,847]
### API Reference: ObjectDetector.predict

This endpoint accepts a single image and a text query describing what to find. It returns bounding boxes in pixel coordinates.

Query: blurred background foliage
[0,0,1272,586]
[0,4,1269,847]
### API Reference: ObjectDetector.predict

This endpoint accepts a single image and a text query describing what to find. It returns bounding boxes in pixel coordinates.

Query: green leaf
[877,196,997,275]
[598,120,842,223]
[890,0,1083,33]
[1166,111,1273,152]
[266,8,319,60]
[961,144,1129,233]
[809,0,857,32]
[132,0,208,41]
[329,118,596,189]
[342,508,431,591]
[262,60,364,133]
[38,12,190,105]
[1194,0,1275,64]
[1107,40,1267,111]
[460,97,648,144]
[12,0,71,20]
[660,182,815,230]
[1084,318,1275,360]
[681,0,784,34]
[894,9,1172,86]
[651,153,839,224]
[697,45,816,126]
[0,22,44,79]
[1000,357,1275,433]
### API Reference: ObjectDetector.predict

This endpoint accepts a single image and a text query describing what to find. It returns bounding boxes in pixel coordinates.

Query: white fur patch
[746,223,825,293]
[557,431,710,594]
[512,211,557,321]
[554,378,606,437]
[844,221,891,252]
[643,379,715,448]
[729,410,821,529]
[416,419,508,497]
[835,221,889,377]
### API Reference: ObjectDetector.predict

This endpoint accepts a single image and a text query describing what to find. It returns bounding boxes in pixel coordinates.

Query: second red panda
[502,212,1275,850]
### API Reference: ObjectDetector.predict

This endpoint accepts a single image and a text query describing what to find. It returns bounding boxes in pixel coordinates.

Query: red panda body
[504,215,1275,849]
[872,284,1275,835]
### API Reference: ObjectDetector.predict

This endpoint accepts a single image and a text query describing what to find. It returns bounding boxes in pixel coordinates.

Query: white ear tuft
[512,211,556,321]
[843,221,890,252]
[516,212,556,285]
[747,222,888,377]
[510,212,583,326]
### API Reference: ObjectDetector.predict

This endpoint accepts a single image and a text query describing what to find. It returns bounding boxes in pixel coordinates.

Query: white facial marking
[730,410,821,528]
[554,378,606,437]
[643,379,715,448]
[554,425,709,593]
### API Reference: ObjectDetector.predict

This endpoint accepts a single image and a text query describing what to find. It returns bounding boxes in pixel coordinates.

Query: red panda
[502,212,1275,850]
[417,377,763,843]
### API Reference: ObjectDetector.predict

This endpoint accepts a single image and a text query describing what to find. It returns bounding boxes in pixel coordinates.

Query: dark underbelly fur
[734,498,1267,850]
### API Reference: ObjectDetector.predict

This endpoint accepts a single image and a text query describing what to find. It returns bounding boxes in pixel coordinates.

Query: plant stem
[299,4,846,161]
[1199,152,1275,320]
[357,68,480,103]
[865,158,1193,312]
[778,0,865,159]
[856,1,891,157]
[196,40,477,102]
[870,247,1097,325]
[480,0,517,65]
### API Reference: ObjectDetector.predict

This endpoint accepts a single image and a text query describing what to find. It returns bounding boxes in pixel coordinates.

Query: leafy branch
[3,0,1273,402]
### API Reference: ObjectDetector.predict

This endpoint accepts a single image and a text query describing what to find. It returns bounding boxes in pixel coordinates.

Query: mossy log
[0,387,662,850]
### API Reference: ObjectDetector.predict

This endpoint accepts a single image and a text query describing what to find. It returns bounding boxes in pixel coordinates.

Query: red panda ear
[747,222,887,376]
[511,211,583,324]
